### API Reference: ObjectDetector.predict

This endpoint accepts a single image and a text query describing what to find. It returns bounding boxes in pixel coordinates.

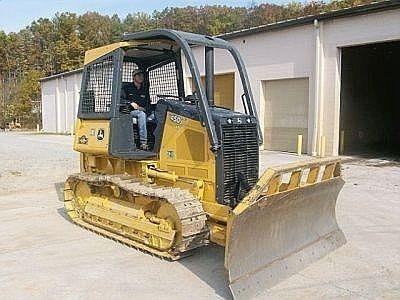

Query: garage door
[213,73,234,109]
[263,78,309,152]
[41,81,57,132]
[192,73,235,109]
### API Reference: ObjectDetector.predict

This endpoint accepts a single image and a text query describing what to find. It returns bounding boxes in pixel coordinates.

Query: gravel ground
[0,131,399,299]
[0,132,79,194]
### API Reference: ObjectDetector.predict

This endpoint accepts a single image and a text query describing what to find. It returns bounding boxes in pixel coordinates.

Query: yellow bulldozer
[64,29,345,299]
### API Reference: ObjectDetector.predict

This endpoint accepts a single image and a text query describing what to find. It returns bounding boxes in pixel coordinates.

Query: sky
[0,0,297,33]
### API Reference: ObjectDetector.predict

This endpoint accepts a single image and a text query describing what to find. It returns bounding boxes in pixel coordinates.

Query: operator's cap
[133,69,144,76]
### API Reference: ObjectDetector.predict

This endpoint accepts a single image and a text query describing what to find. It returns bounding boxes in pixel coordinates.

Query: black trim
[205,46,215,107]
[123,29,263,149]
[175,51,186,99]
[228,45,263,145]
[111,49,124,118]
[214,116,259,206]
[123,30,225,151]
[76,29,264,166]
[147,58,176,72]
[109,115,157,159]
[123,29,232,49]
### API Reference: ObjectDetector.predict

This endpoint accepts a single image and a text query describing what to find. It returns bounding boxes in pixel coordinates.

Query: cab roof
[84,29,231,65]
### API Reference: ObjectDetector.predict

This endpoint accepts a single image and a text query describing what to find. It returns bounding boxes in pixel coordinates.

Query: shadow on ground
[54,182,64,202]
[179,244,232,299]
[54,182,75,223]
[57,207,73,223]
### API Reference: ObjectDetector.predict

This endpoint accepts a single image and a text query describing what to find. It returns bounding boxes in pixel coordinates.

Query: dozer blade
[225,157,346,299]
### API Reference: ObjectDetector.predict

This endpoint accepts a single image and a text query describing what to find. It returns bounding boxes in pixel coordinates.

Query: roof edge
[218,0,400,40]
[40,68,83,83]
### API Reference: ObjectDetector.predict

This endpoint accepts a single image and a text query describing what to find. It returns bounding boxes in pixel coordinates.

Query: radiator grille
[220,123,259,205]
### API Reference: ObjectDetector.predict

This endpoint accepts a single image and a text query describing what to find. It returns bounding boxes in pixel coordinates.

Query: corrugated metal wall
[41,71,82,133]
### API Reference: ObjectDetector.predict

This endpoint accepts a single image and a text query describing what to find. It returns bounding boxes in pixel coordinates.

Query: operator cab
[77,29,262,160]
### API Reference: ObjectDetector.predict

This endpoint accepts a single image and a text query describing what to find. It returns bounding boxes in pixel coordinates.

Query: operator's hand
[130,102,139,110]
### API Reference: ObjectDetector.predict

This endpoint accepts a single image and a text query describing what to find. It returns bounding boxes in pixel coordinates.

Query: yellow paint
[297,134,303,156]
[201,201,231,223]
[340,130,345,154]
[192,73,235,109]
[306,166,320,184]
[84,42,132,65]
[65,177,178,253]
[146,168,179,182]
[73,119,110,155]
[225,157,343,265]
[321,136,326,157]
[159,111,217,203]
[75,109,228,244]
[84,39,178,65]
[74,84,343,252]
[208,221,227,246]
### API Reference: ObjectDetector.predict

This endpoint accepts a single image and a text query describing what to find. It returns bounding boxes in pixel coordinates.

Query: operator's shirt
[121,83,149,112]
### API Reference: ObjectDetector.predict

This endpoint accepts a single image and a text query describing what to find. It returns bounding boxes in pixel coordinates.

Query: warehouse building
[41,1,400,156]
[188,0,400,156]
[41,69,82,133]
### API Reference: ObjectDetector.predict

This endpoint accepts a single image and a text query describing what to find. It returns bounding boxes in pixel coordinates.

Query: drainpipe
[64,76,68,133]
[312,19,323,156]
[56,77,61,133]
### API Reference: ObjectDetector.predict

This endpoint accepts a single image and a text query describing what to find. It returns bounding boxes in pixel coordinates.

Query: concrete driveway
[0,132,399,299]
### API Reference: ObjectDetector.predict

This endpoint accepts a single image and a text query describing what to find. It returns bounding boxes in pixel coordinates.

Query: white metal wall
[41,72,82,133]
[320,9,400,155]
[187,8,400,155]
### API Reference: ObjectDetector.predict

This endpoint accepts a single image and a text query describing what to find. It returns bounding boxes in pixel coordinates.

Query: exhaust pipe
[205,46,214,107]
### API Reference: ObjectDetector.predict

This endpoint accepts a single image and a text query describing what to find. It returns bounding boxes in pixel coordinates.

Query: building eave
[40,68,83,83]
[218,0,400,40]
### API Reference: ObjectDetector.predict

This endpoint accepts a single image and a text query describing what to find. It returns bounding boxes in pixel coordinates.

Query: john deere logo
[97,129,105,141]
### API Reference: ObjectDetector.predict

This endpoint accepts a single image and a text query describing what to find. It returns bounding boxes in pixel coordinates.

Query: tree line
[0,0,374,128]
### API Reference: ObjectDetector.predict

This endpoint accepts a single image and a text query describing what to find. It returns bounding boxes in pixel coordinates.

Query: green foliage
[14,71,38,113]
[0,0,378,128]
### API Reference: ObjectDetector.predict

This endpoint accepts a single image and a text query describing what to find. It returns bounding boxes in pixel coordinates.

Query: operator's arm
[130,84,148,112]
[130,101,146,111]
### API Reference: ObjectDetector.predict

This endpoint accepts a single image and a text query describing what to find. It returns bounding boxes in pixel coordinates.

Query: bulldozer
[64,29,346,299]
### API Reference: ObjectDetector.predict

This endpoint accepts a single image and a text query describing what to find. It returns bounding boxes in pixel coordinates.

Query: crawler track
[64,173,209,259]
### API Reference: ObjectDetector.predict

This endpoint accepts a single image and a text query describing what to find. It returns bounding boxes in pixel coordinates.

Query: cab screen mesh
[122,61,139,82]
[80,55,114,114]
[148,62,179,104]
